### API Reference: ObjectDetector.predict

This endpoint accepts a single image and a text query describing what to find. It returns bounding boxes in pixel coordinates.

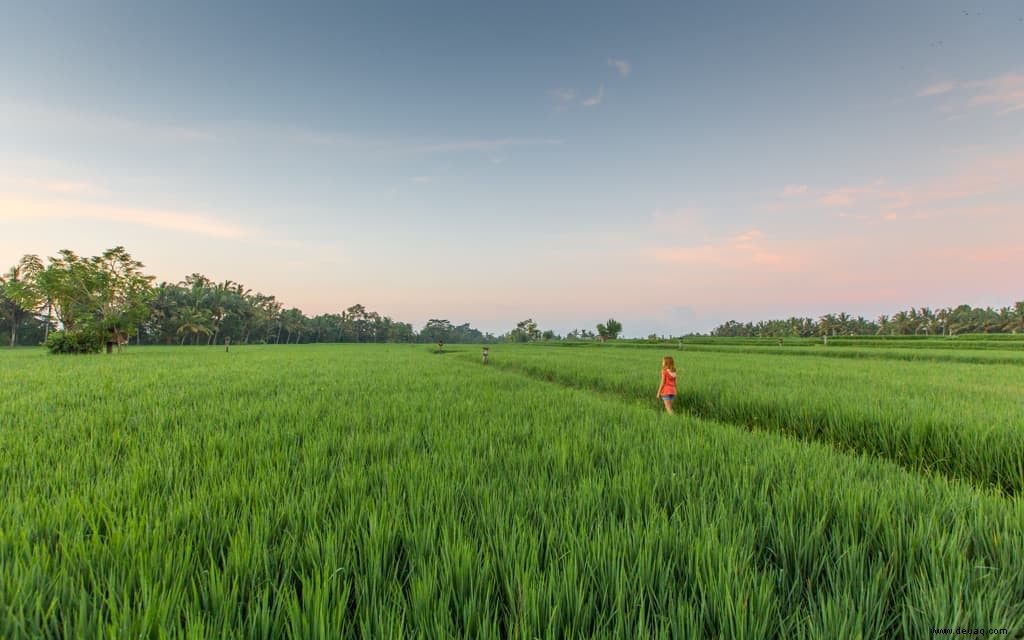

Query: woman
[657,356,678,414]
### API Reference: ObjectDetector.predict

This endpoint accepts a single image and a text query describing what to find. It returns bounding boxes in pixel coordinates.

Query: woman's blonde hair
[662,356,676,372]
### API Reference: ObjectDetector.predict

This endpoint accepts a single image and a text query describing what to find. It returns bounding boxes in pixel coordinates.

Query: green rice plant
[0,345,1022,638]
[467,344,1024,494]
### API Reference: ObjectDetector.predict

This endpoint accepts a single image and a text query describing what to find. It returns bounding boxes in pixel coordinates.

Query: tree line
[1,246,626,352]
[0,247,504,351]
[711,304,1024,338]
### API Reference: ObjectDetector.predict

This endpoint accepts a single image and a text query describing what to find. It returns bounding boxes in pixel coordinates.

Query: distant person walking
[658,356,677,414]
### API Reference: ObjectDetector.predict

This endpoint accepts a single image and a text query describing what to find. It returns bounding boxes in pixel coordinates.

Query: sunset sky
[2,1,1022,336]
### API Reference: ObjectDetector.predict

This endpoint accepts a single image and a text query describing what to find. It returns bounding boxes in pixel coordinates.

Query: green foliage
[506,318,540,342]
[1,345,1022,637]
[0,255,45,347]
[713,302,1024,337]
[43,329,103,354]
[22,247,155,349]
[596,318,622,340]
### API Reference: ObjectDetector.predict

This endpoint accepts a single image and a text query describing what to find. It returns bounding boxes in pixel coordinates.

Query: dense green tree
[1,255,44,347]
[420,319,455,344]
[92,247,155,349]
[596,318,622,340]
[507,318,540,342]
[28,247,154,352]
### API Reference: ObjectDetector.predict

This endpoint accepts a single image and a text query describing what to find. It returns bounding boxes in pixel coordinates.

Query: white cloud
[547,88,576,108]
[582,85,605,107]
[0,101,216,144]
[782,184,809,197]
[411,137,563,153]
[608,58,631,78]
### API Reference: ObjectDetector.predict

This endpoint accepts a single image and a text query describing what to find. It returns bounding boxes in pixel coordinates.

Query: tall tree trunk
[9,320,16,347]
[44,304,52,342]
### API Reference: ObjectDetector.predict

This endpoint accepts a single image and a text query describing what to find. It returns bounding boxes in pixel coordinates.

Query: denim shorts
[660,395,675,401]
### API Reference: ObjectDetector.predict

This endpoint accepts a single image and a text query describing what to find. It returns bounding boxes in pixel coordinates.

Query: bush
[45,329,103,355]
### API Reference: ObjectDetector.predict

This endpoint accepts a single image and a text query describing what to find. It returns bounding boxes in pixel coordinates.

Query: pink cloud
[641,159,1024,318]
[44,181,104,195]
[964,73,1024,115]
[930,246,1024,264]
[782,184,809,197]
[651,208,707,232]
[917,81,956,97]
[650,245,725,265]
[0,195,250,238]
[819,190,856,206]
[917,72,1024,116]
[729,230,762,248]
[780,153,1024,223]
[1,177,107,198]
[646,229,807,270]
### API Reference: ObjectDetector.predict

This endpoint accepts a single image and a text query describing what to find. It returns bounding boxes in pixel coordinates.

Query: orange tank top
[659,368,677,396]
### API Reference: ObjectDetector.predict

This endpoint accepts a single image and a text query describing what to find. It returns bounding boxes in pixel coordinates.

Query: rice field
[1,344,1023,638]
[464,344,1024,495]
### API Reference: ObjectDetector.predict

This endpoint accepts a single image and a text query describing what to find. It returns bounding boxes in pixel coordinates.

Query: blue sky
[2,0,1022,335]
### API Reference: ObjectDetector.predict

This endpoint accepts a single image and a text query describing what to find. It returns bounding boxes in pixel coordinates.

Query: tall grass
[456,345,1024,494]
[1,345,1022,637]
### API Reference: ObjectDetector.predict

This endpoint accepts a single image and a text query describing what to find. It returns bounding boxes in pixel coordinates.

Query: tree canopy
[596,318,623,340]
[710,304,1024,338]
[2,246,498,350]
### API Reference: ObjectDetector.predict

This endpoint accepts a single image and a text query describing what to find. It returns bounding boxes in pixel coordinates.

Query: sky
[1,0,1022,336]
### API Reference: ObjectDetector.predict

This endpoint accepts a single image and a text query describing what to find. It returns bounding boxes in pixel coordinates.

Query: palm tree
[175,308,213,345]
[205,280,238,345]
[280,308,305,344]
[936,308,952,336]
[836,312,852,335]
[917,307,936,335]
[907,308,922,335]
[997,306,1014,333]
[890,311,910,335]
[818,314,837,337]
[875,314,889,335]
